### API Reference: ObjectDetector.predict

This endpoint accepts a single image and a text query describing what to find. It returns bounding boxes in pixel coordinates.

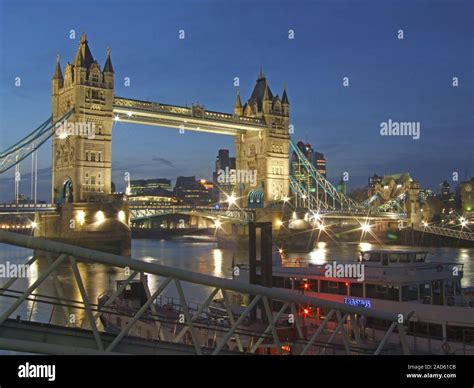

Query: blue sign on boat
[344,297,372,309]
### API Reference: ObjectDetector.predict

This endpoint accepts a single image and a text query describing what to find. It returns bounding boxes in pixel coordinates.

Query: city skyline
[0,0,473,202]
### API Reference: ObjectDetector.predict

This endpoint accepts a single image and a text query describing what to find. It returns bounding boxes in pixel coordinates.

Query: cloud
[151,156,175,168]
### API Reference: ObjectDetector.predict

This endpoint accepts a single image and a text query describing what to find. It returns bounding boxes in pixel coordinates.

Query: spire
[103,47,114,73]
[258,68,265,80]
[74,33,94,68]
[282,84,289,104]
[234,89,242,108]
[53,54,63,80]
[74,47,83,67]
[263,79,271,101]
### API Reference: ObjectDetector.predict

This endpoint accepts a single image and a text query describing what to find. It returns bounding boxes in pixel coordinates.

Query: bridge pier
[34,200,131,256]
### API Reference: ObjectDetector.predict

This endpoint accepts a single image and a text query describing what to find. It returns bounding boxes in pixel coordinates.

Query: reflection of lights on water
[458,249,469,263]
[213,249,223,276]
[27,257,39,288]
[359,242,373,252]
[309,246,327,265]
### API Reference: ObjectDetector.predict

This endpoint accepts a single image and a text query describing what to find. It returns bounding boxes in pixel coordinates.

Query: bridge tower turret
[234,71,290,207]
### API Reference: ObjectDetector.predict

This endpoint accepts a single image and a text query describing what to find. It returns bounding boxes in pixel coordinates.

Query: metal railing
[0,230,411,355]
[413,224,474,242]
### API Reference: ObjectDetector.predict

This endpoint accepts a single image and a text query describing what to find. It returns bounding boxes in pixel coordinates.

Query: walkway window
[248,190,264,209]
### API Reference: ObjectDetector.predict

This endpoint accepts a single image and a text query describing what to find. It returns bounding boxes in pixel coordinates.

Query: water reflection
[212,249,223,276]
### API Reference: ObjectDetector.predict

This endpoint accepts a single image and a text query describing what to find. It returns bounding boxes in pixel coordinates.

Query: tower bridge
[0,34,424,254]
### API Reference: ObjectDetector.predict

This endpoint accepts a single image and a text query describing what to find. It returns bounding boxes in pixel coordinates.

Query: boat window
[349,283,363,297]
[366,284,399,301]
[376,285,388,294]
[309,279,318,292]
[455,281,461,295]
[320,280,347,295]
[432,280,443,305]
[445,281,455,297]
[293,279,301,290]
[402,284,418,301]
[415,253,426,263]
[419,283,431,303]
[369,253,381,262]
[400,254,410,263]
[272,276,283,288]
[389,253,410,263]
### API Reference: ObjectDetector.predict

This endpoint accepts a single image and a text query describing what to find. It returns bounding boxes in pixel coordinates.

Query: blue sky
[0,0,473,202]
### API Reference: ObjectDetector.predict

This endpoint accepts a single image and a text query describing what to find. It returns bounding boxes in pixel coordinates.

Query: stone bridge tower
[52,33,114,204]
[36,34,130,256]
[233,71,290,207]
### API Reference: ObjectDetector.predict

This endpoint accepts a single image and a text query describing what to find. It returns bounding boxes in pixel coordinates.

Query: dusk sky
[0,0,472,202]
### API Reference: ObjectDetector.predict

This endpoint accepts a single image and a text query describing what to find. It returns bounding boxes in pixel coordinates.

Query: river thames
[0,237,472,328]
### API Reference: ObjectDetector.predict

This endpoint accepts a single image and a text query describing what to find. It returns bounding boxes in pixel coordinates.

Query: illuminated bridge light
[118,210,126,222]
[77,210,86,226]
[96,211,105,225]
[226,194,237,206]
